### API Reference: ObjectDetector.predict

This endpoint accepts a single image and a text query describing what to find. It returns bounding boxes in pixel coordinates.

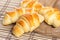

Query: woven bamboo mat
[0,0,60,40]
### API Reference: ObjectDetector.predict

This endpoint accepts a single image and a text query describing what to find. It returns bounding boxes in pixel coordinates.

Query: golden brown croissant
[21,0,38,8]
[21,0,43,13]
[39,7,60,27]
[12,13,44,37]
[3,8,25,25]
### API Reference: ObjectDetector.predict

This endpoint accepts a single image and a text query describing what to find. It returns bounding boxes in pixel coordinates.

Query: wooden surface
[0,0,60,40]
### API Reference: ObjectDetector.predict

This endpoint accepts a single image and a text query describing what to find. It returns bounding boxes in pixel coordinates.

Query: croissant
[39,7,60,27]
[21,0,38,8]
[3,8,25,25]
[12,13,44,37]
[21,0,43,12]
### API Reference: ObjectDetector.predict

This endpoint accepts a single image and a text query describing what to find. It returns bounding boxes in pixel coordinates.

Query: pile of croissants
[2,0,60,37]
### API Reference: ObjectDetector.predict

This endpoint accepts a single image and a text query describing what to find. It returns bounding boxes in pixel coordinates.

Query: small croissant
[39,7,60,27]
[12,12,44,37]
[3,8,25,25]
[21,0,38,8]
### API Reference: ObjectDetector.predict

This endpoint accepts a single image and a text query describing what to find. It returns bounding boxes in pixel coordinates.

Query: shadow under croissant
[34,22,60,38]
[11,22,60,38]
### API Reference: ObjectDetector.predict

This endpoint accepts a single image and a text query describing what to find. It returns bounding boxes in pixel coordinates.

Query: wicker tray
[0,0,60,40]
